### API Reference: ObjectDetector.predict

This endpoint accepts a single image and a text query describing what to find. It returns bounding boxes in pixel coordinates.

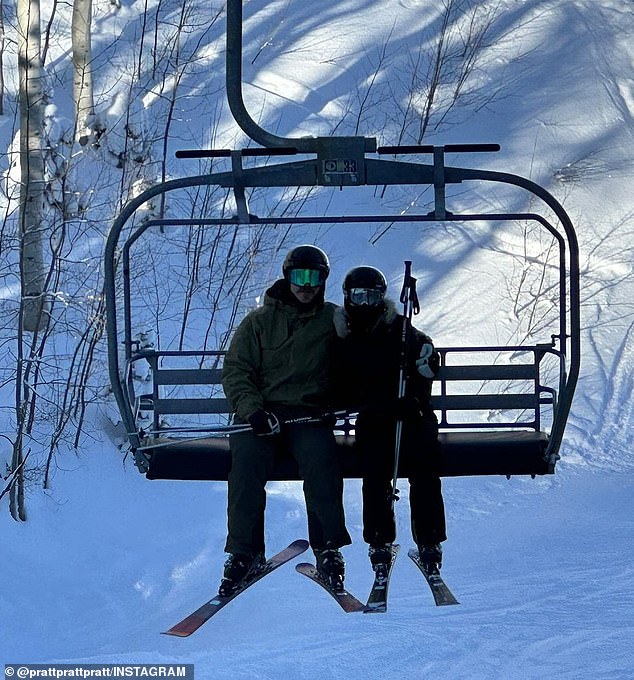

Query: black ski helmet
[283,245,330,284]
[342,266,387,309]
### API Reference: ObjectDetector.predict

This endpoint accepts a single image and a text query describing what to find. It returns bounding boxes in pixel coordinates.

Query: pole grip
[400,261,412,305]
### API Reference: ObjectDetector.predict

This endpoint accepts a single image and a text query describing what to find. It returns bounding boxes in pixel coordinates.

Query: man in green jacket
[219,245,351,595]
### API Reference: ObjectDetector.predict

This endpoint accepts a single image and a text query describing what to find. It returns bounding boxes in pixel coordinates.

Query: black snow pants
[356,411,446,548]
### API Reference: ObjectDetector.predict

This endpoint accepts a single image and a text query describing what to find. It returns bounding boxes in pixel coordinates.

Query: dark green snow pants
[225,421,351,557]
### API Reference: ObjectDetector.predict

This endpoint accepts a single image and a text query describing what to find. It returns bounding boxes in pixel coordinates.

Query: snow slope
[3,451,633,678]
[2,0,634,677]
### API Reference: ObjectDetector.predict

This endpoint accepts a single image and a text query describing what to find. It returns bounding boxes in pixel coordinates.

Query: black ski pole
[139,409,356,438]
[390,261,420,509]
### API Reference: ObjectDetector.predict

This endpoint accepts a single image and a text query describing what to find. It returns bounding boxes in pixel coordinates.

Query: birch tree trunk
[72,0,95,144]
[0,0,5,115]
[18,0,49,333]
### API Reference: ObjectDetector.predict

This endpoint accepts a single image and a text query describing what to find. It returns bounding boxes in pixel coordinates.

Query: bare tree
[17,0,49,333]
[0,0,5,115]
[1,0,326,521]
[391,0,501,145]
[71,0,95,144]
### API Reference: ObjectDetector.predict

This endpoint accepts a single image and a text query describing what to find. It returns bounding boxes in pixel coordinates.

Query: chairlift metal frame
[104,0,580,480]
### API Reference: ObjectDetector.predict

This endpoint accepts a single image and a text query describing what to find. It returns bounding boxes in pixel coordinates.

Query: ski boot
[314,547,345,593]
[418,543,442,574]
[218,551,265,596]
[368,543,393,579]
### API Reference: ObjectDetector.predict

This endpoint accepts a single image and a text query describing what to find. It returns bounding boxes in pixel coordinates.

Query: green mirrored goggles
[288,268,324,287]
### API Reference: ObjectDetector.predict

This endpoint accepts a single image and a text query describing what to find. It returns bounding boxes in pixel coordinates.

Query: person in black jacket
[334,266,446,576]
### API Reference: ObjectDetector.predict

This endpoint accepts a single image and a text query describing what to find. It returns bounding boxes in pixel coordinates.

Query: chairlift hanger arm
[225,0,376,153]
[225,0,504,162]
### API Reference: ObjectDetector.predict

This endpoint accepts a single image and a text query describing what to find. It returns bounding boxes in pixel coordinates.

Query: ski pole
[390,261,420,509]
[137,409,356,440]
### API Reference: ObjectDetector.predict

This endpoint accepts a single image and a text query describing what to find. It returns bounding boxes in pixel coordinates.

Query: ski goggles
[288,268,325,287]
[347,287,384,306]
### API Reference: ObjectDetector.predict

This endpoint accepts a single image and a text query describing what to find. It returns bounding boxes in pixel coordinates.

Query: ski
[364,544,400,613]
[163,539,309,636]
[295,563,366,613]
[408,548,459,606]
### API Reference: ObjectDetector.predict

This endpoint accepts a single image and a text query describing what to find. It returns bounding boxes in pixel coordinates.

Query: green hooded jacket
[222,279,338,421]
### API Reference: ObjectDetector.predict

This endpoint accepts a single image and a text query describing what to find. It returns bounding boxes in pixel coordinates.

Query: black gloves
[248,409,281,436]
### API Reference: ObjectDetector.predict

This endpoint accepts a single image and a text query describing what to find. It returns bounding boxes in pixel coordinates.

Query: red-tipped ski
[295,563,365,612]
[163,539,309,636]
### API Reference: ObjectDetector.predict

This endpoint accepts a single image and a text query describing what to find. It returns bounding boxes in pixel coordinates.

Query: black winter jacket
[332,300,438,416]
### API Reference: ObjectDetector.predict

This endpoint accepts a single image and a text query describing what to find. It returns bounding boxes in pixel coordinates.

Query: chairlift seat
[143,429,550,481]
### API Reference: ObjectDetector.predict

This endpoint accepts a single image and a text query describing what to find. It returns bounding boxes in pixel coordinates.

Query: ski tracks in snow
[581,317,634,470]
[575,1,634,139]
[427,471,634,680]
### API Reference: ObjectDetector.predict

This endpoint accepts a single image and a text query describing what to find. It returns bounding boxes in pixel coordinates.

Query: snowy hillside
[2,0,634,677]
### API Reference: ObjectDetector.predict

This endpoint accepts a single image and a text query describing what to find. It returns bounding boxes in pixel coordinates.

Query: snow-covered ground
[3,450,634,678]
[2,0,634,677]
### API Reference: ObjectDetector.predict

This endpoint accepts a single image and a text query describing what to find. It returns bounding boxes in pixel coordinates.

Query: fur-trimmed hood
[333,298,398,338]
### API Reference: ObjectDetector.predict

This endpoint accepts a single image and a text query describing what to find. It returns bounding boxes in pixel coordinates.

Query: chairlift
[104,0,580,481]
